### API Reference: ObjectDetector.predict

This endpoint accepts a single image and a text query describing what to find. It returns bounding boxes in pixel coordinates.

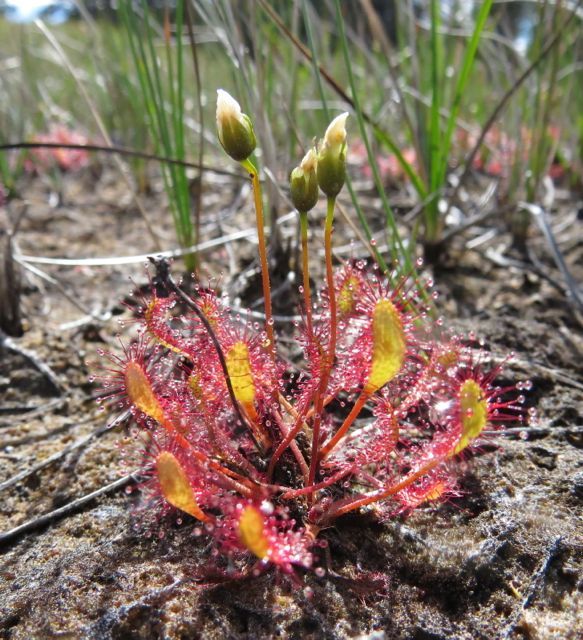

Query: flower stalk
[307,195,339,488]
[216,90,276,367]
[241,157,277,366]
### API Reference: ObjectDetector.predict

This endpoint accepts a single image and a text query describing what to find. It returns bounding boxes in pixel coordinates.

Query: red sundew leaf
[324,396,400,469]
[395,472,460,512]
[425,347,527,458]
[123,429,220,529]
[92,333,165,424]
[334,263,367,321]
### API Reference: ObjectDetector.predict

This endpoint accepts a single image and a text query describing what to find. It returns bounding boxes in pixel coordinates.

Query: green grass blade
[429,0,441,183]
[436,0,493,190]
[333,0,413,274]
[119,0,195,270]
[257,0,425,201]
[301,0,388,272]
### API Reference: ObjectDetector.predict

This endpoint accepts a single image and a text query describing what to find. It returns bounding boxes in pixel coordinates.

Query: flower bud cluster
[215,90,350,211]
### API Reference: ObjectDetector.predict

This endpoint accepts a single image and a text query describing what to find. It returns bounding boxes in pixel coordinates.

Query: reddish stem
[308,196,338,488]
[320,390,371,459]
[241,159,276,368]
[158,417,255,498]
[280,466,354,500]
[267,409,308,482]
[270,409,310,481]
[299,210,313,336]
[317,457,442,525]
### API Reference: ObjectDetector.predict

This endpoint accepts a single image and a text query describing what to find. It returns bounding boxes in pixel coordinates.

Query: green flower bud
[290,148,319,213]
[317,112,349,198]
[216,89,256,162]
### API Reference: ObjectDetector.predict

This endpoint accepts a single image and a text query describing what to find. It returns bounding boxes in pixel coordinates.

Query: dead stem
[151,257,268,455]
[0,474,135,548]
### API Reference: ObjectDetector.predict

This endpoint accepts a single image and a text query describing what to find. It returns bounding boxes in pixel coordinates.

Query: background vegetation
[0,0,581,277]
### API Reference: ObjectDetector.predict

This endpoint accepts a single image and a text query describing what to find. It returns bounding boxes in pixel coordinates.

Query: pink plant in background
[94,92,530,582]
[458,125,565,180]
[26,124,91,173]
[350,139,419,185]
[350,125,565,186]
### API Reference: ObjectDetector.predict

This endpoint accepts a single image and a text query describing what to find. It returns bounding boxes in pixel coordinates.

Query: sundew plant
[95,91,530,581]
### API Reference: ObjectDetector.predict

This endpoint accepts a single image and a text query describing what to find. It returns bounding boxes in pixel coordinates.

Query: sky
[2,0,75,23]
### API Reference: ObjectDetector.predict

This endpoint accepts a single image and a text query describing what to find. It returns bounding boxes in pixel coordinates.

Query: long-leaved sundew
[93,91,532,583]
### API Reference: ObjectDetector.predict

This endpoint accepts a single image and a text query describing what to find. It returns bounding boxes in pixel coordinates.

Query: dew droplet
[260,500,274,515]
